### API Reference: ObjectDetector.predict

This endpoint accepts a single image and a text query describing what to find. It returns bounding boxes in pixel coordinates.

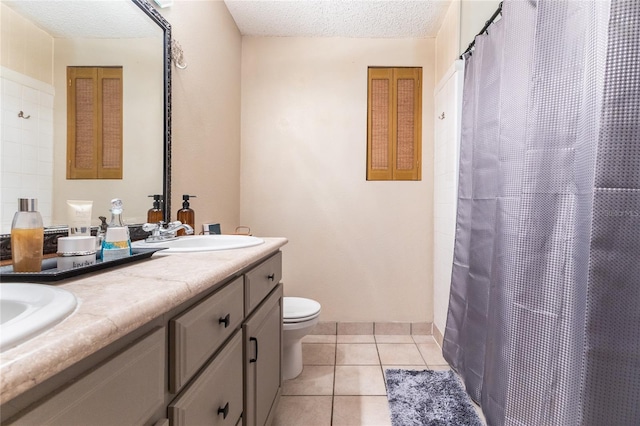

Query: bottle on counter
[11,198,44,272]
[101,199,132,261]
[147,194,164,223]
[176,194,196,236]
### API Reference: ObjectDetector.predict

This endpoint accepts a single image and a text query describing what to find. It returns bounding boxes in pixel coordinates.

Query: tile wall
[1,68,54,233]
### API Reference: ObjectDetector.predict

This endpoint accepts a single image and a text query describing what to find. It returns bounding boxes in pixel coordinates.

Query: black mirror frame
[131,0,172,223]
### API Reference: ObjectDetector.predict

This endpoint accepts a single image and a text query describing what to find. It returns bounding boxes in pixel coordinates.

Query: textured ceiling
[4,0,160,38]
[224,0,451,38]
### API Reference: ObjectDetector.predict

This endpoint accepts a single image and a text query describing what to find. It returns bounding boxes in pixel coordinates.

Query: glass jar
[11,198,44,272]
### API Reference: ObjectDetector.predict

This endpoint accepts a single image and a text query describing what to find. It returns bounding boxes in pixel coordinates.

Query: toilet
[282,297,321,380]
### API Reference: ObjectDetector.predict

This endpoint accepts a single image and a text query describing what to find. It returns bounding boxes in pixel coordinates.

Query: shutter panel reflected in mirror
[67,66,123,179]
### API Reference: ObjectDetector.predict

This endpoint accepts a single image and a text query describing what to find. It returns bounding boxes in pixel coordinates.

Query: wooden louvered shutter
[367,67,422,181]
[67,67,123,179]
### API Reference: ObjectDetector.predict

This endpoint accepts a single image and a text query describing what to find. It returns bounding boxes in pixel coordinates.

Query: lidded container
[11,198,44,272]
[57,236,97,270]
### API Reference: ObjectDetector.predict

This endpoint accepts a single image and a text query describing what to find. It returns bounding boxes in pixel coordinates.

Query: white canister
[57,236,97,270]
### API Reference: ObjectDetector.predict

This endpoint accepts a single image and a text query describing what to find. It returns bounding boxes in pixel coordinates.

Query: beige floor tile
[410,321,433,335]
[375,334,414,344]
[304,334,337,344]
[374,322,410,335]
[334,365,387,396]
[332,396,392,426]
[303,343,336,365]
[411,334,436,344]
[336,343,380,365]
[377,344,425,365]
[417,342,449,366]
[338,322,374,335]
[282,365,335,396]
[428,364,451,371]
[338,334,376,344]
[312,322,337,335]
[272,396,333,426]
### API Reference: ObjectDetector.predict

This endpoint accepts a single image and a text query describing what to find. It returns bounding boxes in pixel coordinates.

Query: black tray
[0,248,165,283]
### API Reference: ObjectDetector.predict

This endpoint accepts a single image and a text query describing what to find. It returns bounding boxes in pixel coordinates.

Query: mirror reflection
[0,0,166,233]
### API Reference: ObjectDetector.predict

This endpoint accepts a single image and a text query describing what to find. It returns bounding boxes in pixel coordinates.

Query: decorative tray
[0,248,165,283]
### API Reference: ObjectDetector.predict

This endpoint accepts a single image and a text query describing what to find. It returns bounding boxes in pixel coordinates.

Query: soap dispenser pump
[147,194,164,223]
[176,194,196,236]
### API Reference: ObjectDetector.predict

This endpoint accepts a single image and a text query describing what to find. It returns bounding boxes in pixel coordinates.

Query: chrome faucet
[142,221,194,242]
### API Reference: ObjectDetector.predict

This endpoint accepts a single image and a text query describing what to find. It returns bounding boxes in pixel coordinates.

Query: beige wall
[240,37,435,322]
[460,0,502,55]
[52,38,164,225]
[436,0,502,85]
[435,0,461,85]
[159,0,242,233]
[0,3,53,84]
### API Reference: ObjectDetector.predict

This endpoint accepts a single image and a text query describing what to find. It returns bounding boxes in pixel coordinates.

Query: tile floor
[271,334,457,426]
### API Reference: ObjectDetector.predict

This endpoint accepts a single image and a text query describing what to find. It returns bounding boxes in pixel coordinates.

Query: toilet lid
[283,297,321,321]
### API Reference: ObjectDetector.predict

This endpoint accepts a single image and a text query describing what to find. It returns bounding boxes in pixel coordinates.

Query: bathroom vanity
[0,237,287,426]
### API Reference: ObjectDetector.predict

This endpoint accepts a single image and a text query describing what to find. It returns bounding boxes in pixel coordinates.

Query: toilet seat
[283,297,321,323]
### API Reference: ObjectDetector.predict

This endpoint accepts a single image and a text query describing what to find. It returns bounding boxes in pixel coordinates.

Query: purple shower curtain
[442,0,640,425]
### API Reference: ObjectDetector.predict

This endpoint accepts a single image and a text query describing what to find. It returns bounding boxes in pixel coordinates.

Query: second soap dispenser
[147,194,164,223]
[176,194,196,236]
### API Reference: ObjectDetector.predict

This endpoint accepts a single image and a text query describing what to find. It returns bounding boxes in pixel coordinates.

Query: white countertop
[0,237,287,404]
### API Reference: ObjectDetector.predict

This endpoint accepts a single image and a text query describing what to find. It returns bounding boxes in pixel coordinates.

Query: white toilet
[282,297,321,380]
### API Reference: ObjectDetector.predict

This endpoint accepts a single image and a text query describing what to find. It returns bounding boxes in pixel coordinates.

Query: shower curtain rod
[459,1,503,59]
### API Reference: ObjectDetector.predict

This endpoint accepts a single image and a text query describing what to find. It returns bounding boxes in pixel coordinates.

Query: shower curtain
[442,0,640,425]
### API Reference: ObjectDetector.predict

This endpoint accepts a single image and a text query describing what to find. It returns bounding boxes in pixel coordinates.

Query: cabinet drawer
[170,276,244,392]
[169,332,243,426]
[244,251,282,315]
[8,327,166,426]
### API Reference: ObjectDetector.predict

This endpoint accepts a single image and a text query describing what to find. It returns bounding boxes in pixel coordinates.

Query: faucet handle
[142,221,164,233]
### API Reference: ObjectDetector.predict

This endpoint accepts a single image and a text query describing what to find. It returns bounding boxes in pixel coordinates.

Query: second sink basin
[0,283,77,353]
[132,234,264,254]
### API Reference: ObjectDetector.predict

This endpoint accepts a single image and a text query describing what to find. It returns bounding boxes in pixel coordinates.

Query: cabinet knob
[267,273,275,281]
[217,402,230,419]
[218,313,231,328]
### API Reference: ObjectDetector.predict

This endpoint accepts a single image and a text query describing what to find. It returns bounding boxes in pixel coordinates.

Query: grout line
[330,340,337,425]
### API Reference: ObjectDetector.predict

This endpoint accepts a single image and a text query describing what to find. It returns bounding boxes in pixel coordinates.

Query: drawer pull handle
[219,313,231,328]
[217,402,230,419]
[267,273,275,281]
[249,337,258,363]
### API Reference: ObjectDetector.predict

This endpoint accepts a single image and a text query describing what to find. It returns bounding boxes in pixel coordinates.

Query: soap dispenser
[176,194,196,236]
[101,199,132,261]
[147,194,164,223]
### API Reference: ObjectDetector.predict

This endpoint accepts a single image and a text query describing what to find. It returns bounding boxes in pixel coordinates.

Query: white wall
[432,61,464,341]
[240,37,435,323]
[1,69,54,233]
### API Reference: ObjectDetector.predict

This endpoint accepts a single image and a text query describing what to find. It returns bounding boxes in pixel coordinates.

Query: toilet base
[282,339,303,380]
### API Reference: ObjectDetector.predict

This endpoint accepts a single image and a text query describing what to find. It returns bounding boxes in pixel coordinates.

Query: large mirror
[0,0,171,234]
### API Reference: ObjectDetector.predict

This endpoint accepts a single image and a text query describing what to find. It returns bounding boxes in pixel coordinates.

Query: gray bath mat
[385,369,483,426]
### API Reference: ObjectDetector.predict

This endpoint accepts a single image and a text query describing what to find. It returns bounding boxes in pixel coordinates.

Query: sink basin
[132,234,264,254]
[0,283,77,352]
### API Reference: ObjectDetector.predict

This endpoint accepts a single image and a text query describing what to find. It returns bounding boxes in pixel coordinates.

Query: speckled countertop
[0,237,287,405]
